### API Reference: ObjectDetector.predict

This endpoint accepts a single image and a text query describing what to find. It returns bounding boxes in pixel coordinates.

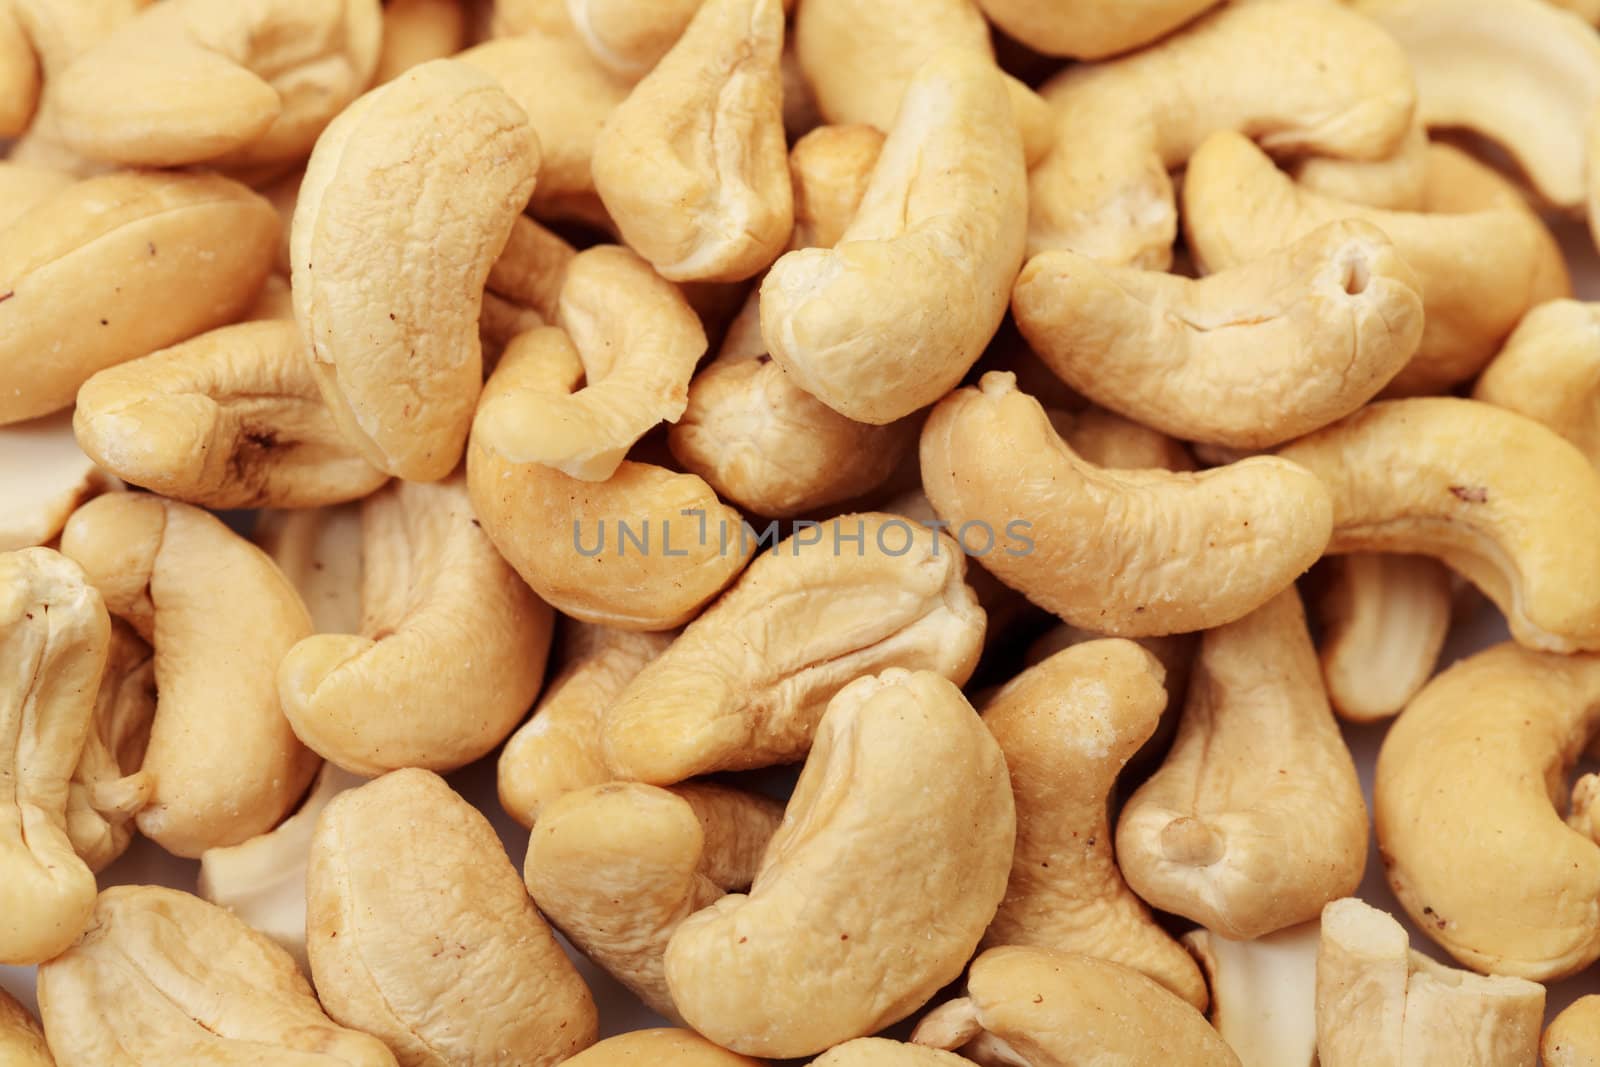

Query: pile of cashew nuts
[13,0,1600,1063]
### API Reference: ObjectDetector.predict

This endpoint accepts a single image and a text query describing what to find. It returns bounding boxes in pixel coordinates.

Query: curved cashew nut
[1546,996,1600,1067]
[761,48,1027,425]
[466,326,750,630]
[0,986,50,1067]
[664,669,1015,1058]
[64,618,154,874]
[912,946,1241,1066]
[812,1039,969,1066]
[1278,397,1600,653]
[308,769,597,1067]
[601,513,985,783]
[51,0,382,169]
[37,885,399,1067]
[1012,220,1424,448]
[0,170,278,426]
[1317,897,1545,1067]
[1374,642,1600,979]
[277,474,554,776]
[0,413,116,553]
[0,549,106,966]
[0,1,40,137]
[498,623,672,828]
[60,494,318,858]
[1293,123,1429,212]
[524,780,783,1018]
[563,1029,765,1067]
[475,248,707,480]
[73,320,388,509]
[981,638,1207,1010]
[1027,0,1414,267]
[1185,923,1319,1067]
[1475,300,1600,465]
[974,0,1219,60]
[1117,588,1367,939]
[1315,554,1452,722]
[921,372,1332,637]
[292,58,540,481]
[1183,132,1569,395]
[592,0,791,283]
[373,0,465,85]
[255,504,364,635]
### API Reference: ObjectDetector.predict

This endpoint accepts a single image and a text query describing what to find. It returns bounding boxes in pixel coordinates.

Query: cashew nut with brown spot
[62,618,153,874]
[0,412,117,553]
[1315,554,1452,723]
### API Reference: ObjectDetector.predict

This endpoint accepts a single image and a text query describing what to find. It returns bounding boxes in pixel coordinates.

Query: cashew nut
[921,371,1332,637]
[524,780,783,1018]
[0,162,72,229]
[1184,922,1319,1067]
[255,504,365,635]
[664,669,1015,1058]
[1546,996,1600,1067]
[1316,897,1545,1067]
[37,885,399,1066]
[1475,300,1600,466]
[565,0,700,77]
[973,0,1220,60]
[0,986,50,1067]
[1012,219,1425,447]
[308,769,597,1067]
[562,1029,764,1067]
[374,0,465,85]
[1315,554,1452,722]
[601,513,985,783]
[785,124,884,252]
[760,48,1027,425]
[812,1039,969,1066]
[291,58,540,481]
[0,412,116,553]
[1293,123,1430,212]
[60,493,318,857]
[981,638,1208,1010]
[63,618,153,874]
[1277,397,1600,653]
[277,474,554,776]
[0,0,40,138]
[487,214,576,326]
[0,170,278,425]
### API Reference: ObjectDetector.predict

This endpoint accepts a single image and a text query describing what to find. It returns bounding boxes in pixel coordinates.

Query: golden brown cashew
[277,474,553,776]
[0,986,51,1067]
[63,619,153,874]
[498,624,672,828]
[0,170,278,425]
[1184,132,1569,395]
[813,1039,968,1066]
[474,249,707,481]
[0,549,106,966]
[921,372,1332,638]
[1315,554,1452,723]
[374,0,465,84]
[291,58,540,482]
[665,669,1014,1058]
[592,0,791,283]
[1012,220,1424,448]
[1316,897,1545,1067]
[524,780,783,1018]
[1475,300,1600,464]
[0,1,40,138]
[1027,1,1414,267]
[73,321,388,510]
[1117,588,1367,939]
[0,413,116,553]
[51,0,382,169]
[1546,996,1600,1067]
[912,946,1241,1066]
[1373,642,1600,980]
[1185,923,1319,1067]
[1293,122,1429,212]
[563,1030,765,1067]
[981,639,1207,1010]
[38,885,399,1067]
[601,513,984,783]
[974,0,1219,60]
[1277,397,1600,653]
[60,494,318,858]
[466,326,751,630]
[308,769,597,1067]
[761,49,1026,425]
[256,504,364,634]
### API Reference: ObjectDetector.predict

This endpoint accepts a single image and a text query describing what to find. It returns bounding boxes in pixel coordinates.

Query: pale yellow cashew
[255,504,364,635]
[812,1039,969,1066]
[1315,554,1452,723]
[562,1030,765,1067]
[1475,300,1600,466]
[63,618,153,874]
[0,986,51,1067]
[0,0,40,138]
[373,0,465,85]
[0,412,116,553]
[973,0,1220,60]
[1546,996,1600,1067]
[0,163,73,229]
[1293,123,1430,212]
[566,0,700,77]
[1185,923,1320,1067]
[487,214,576,325]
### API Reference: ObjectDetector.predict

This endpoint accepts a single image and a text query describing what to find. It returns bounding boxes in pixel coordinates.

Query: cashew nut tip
[1475,299,1600,468]
[1185,922,1320,1067]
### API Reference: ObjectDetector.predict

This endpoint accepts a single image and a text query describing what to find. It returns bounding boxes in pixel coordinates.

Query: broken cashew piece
[63,618,154,874]
[563,1029,764,1067]
[921,371,1332,638]
[0,412,116,552]
[1278,397,1600,653]
[309,769,598,1067]
[665,669,1015,1058]
[1012,219,1424,448]
[0,986,51,1067]
[1546,996,1600,1067]
[1315,554,1452,723]
[981,638,1208,1010]
[1475,300,1600,466]
[973,0,1221,60]
[1317,897,1544,1067]
[1185,923,1319,1067]
[292,58,541,482]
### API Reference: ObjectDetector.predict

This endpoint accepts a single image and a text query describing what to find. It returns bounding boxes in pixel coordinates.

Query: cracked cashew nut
[0,412,116,553]
[1184,922,1319,1067]
[1475,300,1600,466]
[62,618,153,874]
[1315,554,1452,723]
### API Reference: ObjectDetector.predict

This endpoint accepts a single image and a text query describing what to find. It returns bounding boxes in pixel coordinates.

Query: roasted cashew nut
[0,412,116,553]
[1185,923,1319,1067]
[1315,554,1452,723]
[562,1029,765,1067]
[1475,300,1600,466]
[63,618,154,874]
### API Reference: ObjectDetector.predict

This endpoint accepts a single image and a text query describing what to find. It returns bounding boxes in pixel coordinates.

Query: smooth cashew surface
[0,412,115,553]
[487,214,575,327]
[308,769,597,1067]
[1475,300,1600,466]
[920,371,1332,637]
[1315,553,1452,723]
[562,1029,765,1067]
[1185,923,1319,1067]
[664,669,1015,1058]
[0,985,51,1067]
[812,1038,969,1066]
[62,618,153,875]
[0,1,40,138]
[1293,123,1430,212]
[60,493,318,857]
[565,0,701,78]
[374,0,465,85]
[1278,397,1600,654]
[0,162,73,229]
[1546,996,1600,1067]
[256,503,364,635]
[974,0,1220,60]
[37,885,398,1067]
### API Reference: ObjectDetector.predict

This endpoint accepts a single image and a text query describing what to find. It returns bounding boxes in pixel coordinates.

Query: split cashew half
[1315,554,1452,722]
[0,412,116,553]
[1185,923,1320,1067]
[1475,300,1600,467]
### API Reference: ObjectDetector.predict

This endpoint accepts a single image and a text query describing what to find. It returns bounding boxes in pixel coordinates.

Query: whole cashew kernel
[1277,397,1600,653]
[1475,300,1600,466]
[981,638,1208,1010]
[1185,923,1320,1067]
[601,513,985,783]
[0,548,107,965]
[1012,220,1425,448]
[563,1029,765,1067]
[308,769,598,1067]
[1117,587,1367,940]
[920,371,1332,637]
[664,669,1015,1058]
[973,0,1220,60]
[524,780,783,1018]
[1546,996,1600,1067]
[63,618,154,874]
[277,474,554,776]
[37,885,398,1067]
[812,1038,969,1066]
[374,0,465,85]
[1315,554,1452,723]
[0,986,50,1067]
[291,58,541,482]
[60,493,319,857]
[0,412,117,553]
